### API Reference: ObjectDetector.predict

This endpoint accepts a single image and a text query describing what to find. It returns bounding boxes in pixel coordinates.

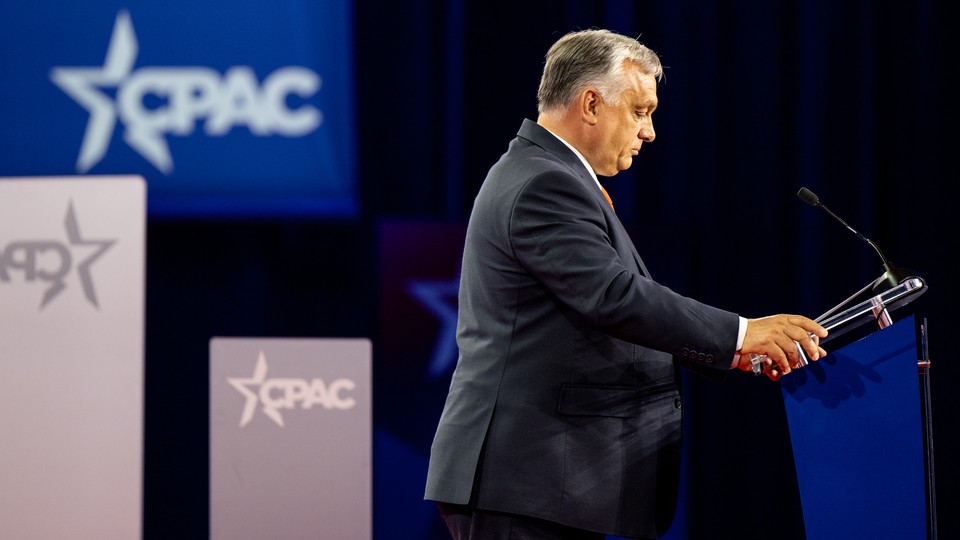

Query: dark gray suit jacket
[424,119,740,538]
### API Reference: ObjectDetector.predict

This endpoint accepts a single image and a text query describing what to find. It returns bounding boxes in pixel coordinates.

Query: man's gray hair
[537,28,663,115]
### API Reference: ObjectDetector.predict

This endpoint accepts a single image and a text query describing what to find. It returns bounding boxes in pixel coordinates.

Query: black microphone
[797,186,919,320]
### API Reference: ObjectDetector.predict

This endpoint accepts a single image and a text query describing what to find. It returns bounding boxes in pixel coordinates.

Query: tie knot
[600,185,615,211]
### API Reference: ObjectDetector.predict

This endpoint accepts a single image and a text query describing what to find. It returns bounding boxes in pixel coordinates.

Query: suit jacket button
[674,397,682,409]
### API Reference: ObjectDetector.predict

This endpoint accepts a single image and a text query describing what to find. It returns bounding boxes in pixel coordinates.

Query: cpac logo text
[0,202,115,309]
[50,10,323,174]
[228,351,357,428]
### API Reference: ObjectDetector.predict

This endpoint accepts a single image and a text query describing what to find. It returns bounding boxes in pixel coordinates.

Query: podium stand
[209,338,372,540]
[780,277,935,539]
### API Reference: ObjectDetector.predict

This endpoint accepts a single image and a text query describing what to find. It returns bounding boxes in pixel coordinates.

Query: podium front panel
[781,315,927,539]
[210,337,372,540]
[0,176,145,539]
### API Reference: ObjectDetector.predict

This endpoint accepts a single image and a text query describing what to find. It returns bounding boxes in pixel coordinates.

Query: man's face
[592,65,657,176]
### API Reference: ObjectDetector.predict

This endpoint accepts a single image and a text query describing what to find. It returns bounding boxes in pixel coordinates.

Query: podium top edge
[818,277,926,334]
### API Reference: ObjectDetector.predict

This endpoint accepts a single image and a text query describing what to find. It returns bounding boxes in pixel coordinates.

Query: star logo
[407,278,460,379]
[0,200,115,309]
[59,201,116,309]
[49,10,143,173]
[227,350,282,427]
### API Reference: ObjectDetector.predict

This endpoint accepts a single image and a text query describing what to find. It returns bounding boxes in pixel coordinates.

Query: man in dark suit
[424,28,828,539]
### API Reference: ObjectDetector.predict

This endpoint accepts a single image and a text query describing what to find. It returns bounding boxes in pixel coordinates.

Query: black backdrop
[143,1,954,538]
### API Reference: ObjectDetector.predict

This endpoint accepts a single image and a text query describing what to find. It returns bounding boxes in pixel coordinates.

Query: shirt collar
[538,124,604,191]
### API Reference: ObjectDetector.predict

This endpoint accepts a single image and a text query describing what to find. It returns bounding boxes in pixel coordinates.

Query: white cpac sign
[50,10,323,174]
[228,351,357,428]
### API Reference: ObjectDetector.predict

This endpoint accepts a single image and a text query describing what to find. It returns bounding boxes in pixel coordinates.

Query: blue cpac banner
[0,1,356,217]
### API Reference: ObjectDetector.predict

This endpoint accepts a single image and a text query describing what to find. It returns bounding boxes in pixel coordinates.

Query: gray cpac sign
[0,201,115,309]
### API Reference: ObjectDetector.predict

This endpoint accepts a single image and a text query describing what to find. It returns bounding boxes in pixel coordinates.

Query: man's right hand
[737,315,828,379]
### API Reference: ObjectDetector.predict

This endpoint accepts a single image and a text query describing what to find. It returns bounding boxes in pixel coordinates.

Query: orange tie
[600,185,615,211]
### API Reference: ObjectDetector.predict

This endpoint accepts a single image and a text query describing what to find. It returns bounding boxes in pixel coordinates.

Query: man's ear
[580,88,601,125]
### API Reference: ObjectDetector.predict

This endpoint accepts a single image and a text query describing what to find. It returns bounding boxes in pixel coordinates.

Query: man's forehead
[625,69,659,104]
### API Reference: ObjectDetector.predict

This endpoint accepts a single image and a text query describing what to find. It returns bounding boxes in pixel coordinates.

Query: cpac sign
[0,202,115,309]
[50,10,322,174]
[228,351,357,428]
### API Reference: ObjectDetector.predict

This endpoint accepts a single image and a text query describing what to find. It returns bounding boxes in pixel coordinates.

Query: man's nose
[640,121,655,142]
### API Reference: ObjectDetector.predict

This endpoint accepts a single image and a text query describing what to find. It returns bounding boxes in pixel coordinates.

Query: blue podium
[780,278,936,539]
